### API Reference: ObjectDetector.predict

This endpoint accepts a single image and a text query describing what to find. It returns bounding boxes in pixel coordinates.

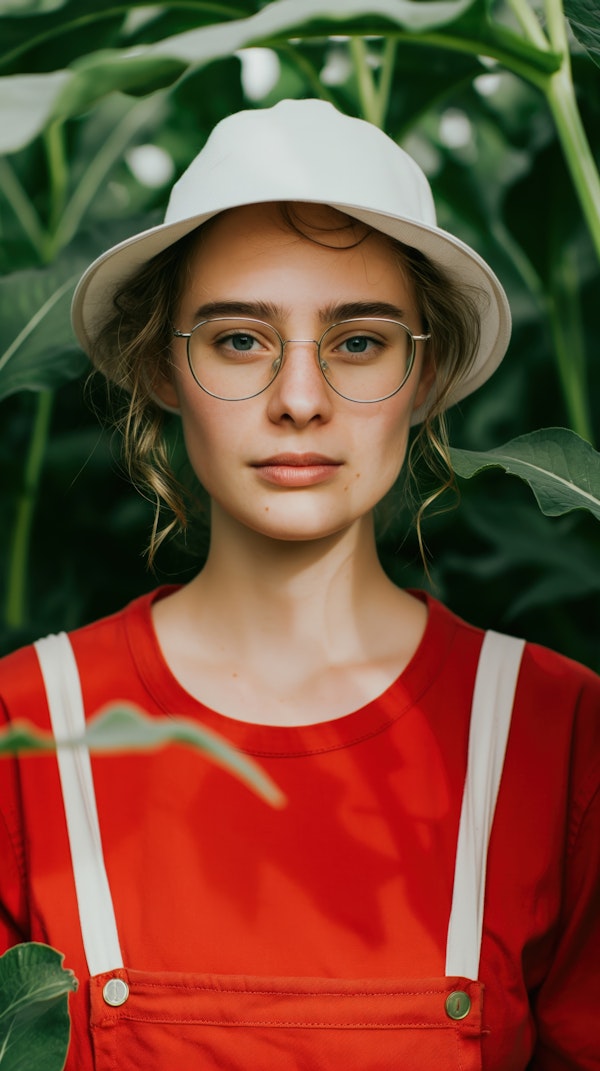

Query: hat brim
[71,197,510,424]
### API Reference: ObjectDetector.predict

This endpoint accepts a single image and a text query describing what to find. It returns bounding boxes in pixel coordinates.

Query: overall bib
[35,629,524,1070]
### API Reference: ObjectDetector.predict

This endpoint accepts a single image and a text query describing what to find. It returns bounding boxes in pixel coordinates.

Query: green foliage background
[1,0,599,672]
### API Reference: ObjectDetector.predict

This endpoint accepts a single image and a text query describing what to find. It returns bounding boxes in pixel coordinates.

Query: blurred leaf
[0,943,76,1071]
[564,0,600,69]
[443,498,600,612]
[149,0,480,63]
[0,2,128,73]
[0,704,286,808]
[145,0,558,78]
[51,50,185,120]
[366,40,484,135]
[0,0,562,152]
[0,72,70,153]
[450,428,600,520]
[0,0,68,10]
[0,260,88,399]
[503,139,595,285]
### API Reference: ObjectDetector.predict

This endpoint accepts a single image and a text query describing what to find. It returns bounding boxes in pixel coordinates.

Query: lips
[252,453,340,467]
[251,453,342,487]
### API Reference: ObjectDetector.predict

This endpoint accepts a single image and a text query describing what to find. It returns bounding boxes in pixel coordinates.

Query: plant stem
[505,0,551,50]
[0,159,48,261]
[4,391,54,630]
[372,26,556,90]
[278,44,338,106]
[545,67,600,263]
[544,0,570,54]
[349,37,379,126]
[375,37,397,129]
[538,0,600,264]
[44,122,69,243]
[348,36,398,129]
[547,249,594,443]
[50,97,159,256]
[4,123,71,631]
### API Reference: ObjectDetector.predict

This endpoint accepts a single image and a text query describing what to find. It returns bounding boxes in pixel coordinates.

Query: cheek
[178,400,223,482]
[178,395,250,494]
[345,413,411,497]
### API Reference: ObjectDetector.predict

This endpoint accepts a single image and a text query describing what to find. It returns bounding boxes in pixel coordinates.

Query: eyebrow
[192,300,408,324]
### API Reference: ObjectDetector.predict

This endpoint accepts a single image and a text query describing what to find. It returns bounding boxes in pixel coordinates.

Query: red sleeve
[0,697,30,950]
[530,675,600,1070]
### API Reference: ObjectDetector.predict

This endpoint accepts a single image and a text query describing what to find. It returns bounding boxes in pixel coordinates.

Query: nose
[266,338,334,427]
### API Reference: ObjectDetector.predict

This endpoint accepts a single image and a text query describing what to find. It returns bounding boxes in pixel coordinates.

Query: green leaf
[0,943,76,1071]
[172,0,558,79]
[450,428,600,520]
[0,0,68,11]
[442,499,600,615]
[0,705,286,808]
[0,0,480,138]
[564,0,600,69]
[148,0,479,62]
[50,50,186,122]
[0,0,561,151]
[0,261,89,400]
[0,72,70,153]
[52,0,480,124]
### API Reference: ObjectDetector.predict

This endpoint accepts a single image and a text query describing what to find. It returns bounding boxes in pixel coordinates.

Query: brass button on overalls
[445,990,472,1020]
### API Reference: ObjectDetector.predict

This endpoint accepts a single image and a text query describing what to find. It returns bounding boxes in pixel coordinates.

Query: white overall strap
[34,632,123,976]
[445,629,525,979]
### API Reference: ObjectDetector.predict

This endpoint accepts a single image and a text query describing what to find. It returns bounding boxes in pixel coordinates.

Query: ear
[151,367,181,413]
[413,351,436,410]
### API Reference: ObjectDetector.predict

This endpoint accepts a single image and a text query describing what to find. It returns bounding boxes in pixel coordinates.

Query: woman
[1,99,598,1070]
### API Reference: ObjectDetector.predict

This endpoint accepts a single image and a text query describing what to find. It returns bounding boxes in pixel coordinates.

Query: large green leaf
[0,261,88,400]
[0,943,76,1071]
[0,704,286,808]
[450,428,600,520]
[441,498,600,617]
[145,0,552,72]
[0,0,140,73]
[50,50,186,121]
[564,0,600,69]
[50,0,480,125]
[0,72,70,153]
[0,0,561,151]
[0,0,68,11]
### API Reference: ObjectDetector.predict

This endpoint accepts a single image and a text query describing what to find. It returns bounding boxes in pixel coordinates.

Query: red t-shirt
[0,589,599,1069]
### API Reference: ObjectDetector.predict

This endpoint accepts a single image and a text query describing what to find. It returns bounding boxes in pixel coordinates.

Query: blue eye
[343,336,370,353]
[228,333,256,351]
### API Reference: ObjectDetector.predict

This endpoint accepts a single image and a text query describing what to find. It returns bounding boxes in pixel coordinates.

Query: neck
[152,506,427,725]
[192,507,391,648]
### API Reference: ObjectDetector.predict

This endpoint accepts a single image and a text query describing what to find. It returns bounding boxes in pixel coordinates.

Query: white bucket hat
[72,98,510,415]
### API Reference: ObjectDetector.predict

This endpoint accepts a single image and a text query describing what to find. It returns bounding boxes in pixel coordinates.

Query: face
[156,203,434,544]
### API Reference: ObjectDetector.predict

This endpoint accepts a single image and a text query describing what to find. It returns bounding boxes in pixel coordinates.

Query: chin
[243,510,367,545]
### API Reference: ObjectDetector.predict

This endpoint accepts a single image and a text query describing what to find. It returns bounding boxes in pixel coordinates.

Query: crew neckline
[124,586,462,757]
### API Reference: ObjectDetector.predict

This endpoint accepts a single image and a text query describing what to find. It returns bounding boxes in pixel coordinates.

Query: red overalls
[35,628,524,1070]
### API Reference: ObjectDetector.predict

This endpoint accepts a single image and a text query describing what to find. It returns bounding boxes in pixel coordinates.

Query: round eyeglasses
[173,317,431,403]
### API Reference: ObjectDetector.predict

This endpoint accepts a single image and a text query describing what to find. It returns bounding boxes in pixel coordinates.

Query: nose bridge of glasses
[281,337,320,351]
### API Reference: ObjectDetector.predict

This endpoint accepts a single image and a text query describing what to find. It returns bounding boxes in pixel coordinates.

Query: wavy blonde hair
[90,208,481,565]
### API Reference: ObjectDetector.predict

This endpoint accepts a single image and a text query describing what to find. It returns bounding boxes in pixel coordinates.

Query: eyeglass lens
[186,318,415,402]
